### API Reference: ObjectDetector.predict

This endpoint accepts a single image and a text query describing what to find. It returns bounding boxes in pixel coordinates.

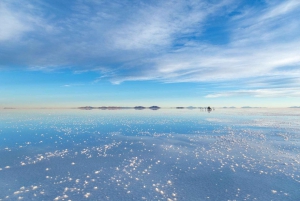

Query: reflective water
[0,109,299,200]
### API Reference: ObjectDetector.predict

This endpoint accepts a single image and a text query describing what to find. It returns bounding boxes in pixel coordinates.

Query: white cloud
[109,0,219,50]
[109,0,300,86]
[0,0,299,99]
[108,39,300,85]
[205,88,300,98]
[261,0,300,20]
[0,2,31,41]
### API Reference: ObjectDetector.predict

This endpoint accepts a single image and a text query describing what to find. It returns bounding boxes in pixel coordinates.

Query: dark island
[77,106,214,112]
[78,106,93,110]
[134,106,146,110]
[149,106,160,110]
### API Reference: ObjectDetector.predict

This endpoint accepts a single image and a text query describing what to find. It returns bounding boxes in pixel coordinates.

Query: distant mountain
[241,106,265,108]
[149,106,160,110]
[134,106,146,110]
[78,106,93,110]
[289,106,300,108]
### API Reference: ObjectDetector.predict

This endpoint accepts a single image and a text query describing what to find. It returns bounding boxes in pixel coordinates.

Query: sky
[1,0,300,108]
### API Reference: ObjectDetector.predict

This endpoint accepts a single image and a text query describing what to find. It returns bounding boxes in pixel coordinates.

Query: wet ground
[0,108,299,200]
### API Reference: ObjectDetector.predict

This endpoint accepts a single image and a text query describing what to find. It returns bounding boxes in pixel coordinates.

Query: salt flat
[0,109,299,200]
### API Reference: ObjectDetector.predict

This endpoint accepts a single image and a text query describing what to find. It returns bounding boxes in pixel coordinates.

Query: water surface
[0,109,299,200]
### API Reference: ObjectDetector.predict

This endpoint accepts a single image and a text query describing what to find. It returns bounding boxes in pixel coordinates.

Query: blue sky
[0,0,300,108]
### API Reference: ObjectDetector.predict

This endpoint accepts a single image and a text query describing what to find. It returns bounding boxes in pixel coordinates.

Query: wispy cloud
[0,0,234,68]
[62,83,84,87]
[0,3,29,41]
[260,0,300,20]
[110,0,230,50]
[0,0,299,98]
[205,88,300,98]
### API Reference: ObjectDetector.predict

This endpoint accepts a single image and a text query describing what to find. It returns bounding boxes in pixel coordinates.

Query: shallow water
[0,108,299,200]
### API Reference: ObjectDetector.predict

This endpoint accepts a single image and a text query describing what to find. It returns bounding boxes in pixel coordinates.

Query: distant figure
[207,106,212,112]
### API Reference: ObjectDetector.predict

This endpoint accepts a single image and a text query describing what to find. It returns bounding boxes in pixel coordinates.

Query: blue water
[0,109,299,200]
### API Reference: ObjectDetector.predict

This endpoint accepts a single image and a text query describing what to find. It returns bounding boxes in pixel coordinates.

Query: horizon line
[1,106,299,110]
